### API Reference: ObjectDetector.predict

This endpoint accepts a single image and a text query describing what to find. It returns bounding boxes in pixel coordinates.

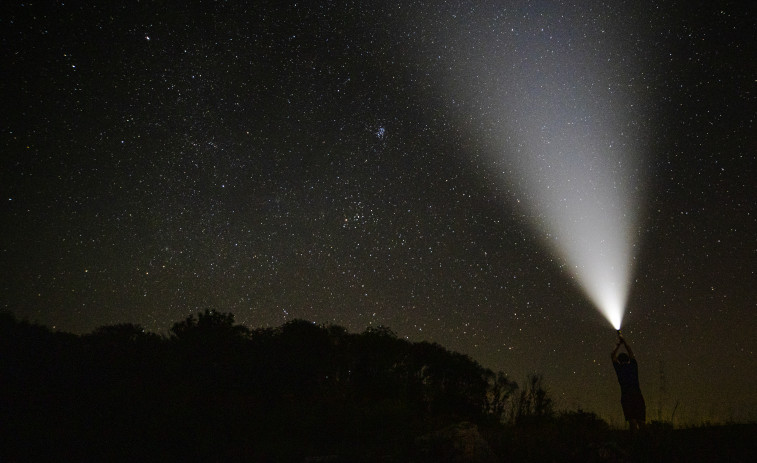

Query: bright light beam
[498,113,643,330]
[436,3,652,329]
[514,135,639,331]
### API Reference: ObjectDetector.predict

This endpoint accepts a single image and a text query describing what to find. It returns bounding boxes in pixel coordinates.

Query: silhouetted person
[611,334,646,433]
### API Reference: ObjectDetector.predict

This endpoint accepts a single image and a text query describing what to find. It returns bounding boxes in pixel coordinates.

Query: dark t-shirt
[613,358,641,395]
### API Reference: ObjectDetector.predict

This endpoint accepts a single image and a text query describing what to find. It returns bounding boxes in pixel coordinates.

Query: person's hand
[618,334,625,344]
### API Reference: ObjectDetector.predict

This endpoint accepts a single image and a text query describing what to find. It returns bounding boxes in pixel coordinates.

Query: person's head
[617,353,630,363]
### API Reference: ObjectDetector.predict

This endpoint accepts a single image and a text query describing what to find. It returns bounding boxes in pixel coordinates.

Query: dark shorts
[621,391,646,421]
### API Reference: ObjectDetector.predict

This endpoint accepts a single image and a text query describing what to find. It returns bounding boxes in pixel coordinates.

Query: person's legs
[629,419,642,434]
[623,392,646,434]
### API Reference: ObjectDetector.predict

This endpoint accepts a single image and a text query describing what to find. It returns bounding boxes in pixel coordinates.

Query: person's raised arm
[623,338,635,360]
[611,337,623,363]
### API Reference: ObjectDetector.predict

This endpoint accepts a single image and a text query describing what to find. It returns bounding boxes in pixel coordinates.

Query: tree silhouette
[170,309,249,341]
[0,310,573,462]
[486,370,519,423]
[513,374,554,424]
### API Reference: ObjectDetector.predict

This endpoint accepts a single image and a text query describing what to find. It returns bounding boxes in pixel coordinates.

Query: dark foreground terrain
[2,311,755,462]
[491,420,757,463]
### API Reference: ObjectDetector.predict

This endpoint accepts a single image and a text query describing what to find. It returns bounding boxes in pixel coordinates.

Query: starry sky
[2,1,755,424]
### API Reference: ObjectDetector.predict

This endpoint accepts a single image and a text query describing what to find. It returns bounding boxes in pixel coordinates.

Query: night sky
[2,1,755,424]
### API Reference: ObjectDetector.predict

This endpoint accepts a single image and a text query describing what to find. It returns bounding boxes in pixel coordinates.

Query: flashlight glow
[419,2,651,329]
[435,5,649,330]
[501,77,643,331]
[511,135,639,332]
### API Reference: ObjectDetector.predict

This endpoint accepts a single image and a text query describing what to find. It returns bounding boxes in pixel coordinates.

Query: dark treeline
[0,310,546,461]
[2,310,755,462]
